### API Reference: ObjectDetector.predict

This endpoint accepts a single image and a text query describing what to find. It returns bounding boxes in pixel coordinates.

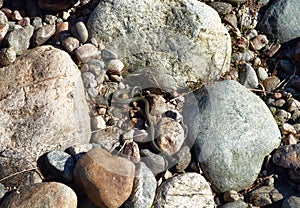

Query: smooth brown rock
[74,147,135,208]
[0,182,77,208]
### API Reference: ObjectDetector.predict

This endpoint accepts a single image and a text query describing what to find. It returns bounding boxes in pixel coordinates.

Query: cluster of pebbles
[1,0,300,207]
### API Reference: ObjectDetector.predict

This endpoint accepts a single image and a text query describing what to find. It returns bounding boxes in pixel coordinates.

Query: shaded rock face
[0,45,90,186]
[184,80,281,192]
[74,147,135,208]
[87,0,231,92]
[0,182,77,208]
[257,0,300,43]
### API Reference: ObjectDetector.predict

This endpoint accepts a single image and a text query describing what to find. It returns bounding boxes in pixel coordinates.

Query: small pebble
[87,87,99,98]
[11,10,22,21]
[82,71,97,88]
[292,109,300,121]
[263,76,280,92]
[31,16,43,30]
[256,67,268,81]
[44,14,57,25]
[245,29,258,40]
[107,59,124,74]
[286,99,300,112]
[32,24,56,46]
[265,42,281,57]
[101,49,119,60]
[17,17,30,27]
[122,141,140,163]
[62,36,80,53]
[0,47,16,66]
[283,134,298,145]
[276,109,291,123]
[54,21,69,41]
[92,115,106,130]
[71,21,89,43]
[45,150,75,182]
[250,34,269,51]
[239,63,258,88]
[235,37,249,50]
[281,123,297,134]
[75,43,100,63]
[223,190,240,202]
[270,98,286,108]
[274,92,282,99]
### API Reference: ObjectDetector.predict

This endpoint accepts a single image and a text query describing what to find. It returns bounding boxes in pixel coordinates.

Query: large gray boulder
[87,0,231,92]
[0,46,90,187]
[184,80,281,192]
[257,0,300,43]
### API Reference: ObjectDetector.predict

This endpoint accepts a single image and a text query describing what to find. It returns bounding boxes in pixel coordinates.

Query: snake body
[111,87,169,155]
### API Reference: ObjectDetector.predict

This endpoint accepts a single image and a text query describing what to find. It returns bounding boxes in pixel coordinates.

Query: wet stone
[71,21,89,43]
[32,24,56,47]
[45,150,75,182]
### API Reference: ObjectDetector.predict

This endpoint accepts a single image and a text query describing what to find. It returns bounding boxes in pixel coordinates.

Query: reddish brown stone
[74,147,135,208]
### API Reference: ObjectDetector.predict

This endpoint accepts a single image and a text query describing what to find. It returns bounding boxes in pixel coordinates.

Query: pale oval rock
[154,172,215,208]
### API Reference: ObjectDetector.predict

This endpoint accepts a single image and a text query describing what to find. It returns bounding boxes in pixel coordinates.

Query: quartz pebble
[75,43,100,63]
[223,190,241,202]
[91,115,106,130]
[256,67,268,81]
[107,59,124,74]
[62,36,80,52]
[0,47,16,66]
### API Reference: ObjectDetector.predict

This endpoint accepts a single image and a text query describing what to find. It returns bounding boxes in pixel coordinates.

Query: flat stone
[88,0,231,92]
[154,172,215,208]
[250,34,269,51]
[257,0,300,43]
[0,182,77,208]
[124,162,157,208]
[184,80,281,192]
[0,46,90,187]
[74,147,135,208]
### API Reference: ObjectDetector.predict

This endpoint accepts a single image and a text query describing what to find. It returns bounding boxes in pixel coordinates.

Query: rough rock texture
[257,0,300,43]
[282,195,300,208]
[154,172,215,208]
[0,46,90,186]
[0,182,77,208]
[87,0,231,92]
[124,162,157,208]
[74,147,135,208]
[184,80,281,192]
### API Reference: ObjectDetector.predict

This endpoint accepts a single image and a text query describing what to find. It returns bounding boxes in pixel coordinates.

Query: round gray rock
[282,195,300,208]
[154,172,215,208]
[257,0,300,43]
[183,80,281,192]
[87,0,231,92]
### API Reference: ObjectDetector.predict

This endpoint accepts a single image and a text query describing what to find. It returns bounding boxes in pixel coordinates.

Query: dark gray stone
[257,0,300,43]
[101,49,118,60]
[124,162,157,208]
[220,200,248,208]
[45,150,75,182]
[87,0,231,92]
[208,2,232,17]
[282,195,300,208]
[140,149,168,175]
[71,21,89,43]
[184,80,281,192]
[3,25,34,55]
